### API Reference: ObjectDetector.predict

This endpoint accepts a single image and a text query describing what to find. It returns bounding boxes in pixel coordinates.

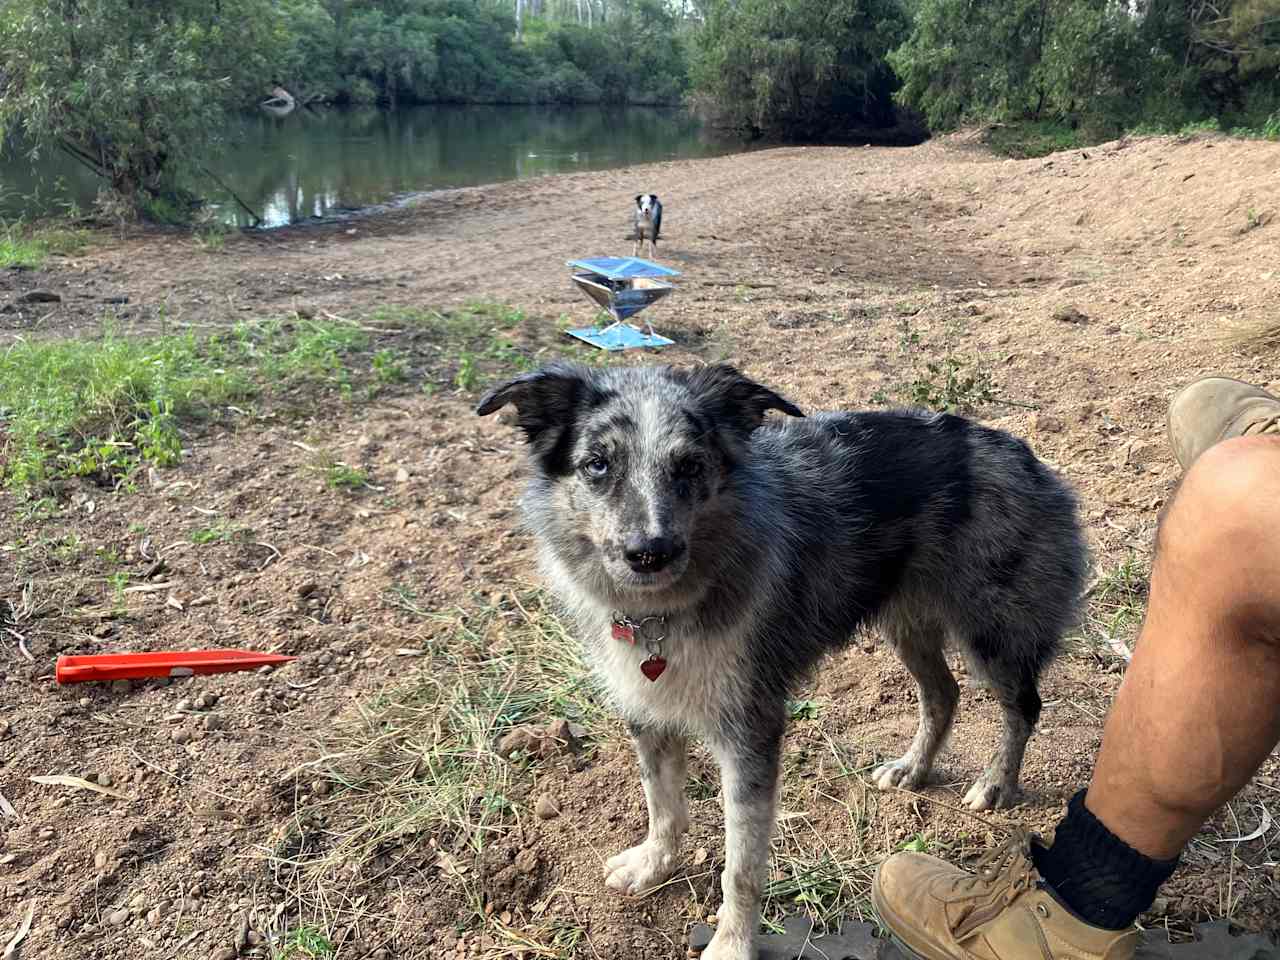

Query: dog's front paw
[963,771,1019,811]
[697,929,754,960]
[604,841,678,895]
[871,755,928,792]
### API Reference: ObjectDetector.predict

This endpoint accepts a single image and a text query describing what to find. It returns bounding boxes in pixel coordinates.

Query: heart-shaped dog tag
[640,655,667,681]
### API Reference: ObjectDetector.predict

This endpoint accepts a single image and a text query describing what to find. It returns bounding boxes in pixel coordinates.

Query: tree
[690,0,909,138]
[889,0,1279,134]
[0,0,287,216]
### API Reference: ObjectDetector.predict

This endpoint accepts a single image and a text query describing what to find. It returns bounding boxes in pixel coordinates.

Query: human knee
[1159,435,1280,630]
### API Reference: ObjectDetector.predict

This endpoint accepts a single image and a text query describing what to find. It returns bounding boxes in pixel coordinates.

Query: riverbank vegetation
[1,0,1276,219]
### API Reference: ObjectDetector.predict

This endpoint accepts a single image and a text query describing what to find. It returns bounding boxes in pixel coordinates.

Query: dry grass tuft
[1218,316,1280,355]
[1073,554,1150,661]
[263,588,610,956]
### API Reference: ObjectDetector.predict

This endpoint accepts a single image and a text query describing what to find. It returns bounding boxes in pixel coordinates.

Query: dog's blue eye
[584,457,609,478]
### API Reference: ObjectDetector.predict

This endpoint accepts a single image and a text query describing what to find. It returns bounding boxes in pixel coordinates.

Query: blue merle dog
[633,193,662,259]
[477,362,1087,960]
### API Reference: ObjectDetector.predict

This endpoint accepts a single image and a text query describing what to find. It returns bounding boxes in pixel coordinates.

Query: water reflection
[1,105,747,228]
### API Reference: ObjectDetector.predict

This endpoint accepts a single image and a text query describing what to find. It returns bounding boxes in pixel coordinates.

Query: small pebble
[203,715,225,731]
[172,729,192,745]
[78,697,92,709]
[198,694,218,709]
[94,851,108,870]
[534,795,560,820]
[176,699,193,712]
[107,907,130,926]
[129,893,147,910]
[98,773,113,788]
[38,828,55,841]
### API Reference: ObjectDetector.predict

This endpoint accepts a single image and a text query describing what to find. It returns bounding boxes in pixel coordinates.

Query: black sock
[1031,790,1180,930]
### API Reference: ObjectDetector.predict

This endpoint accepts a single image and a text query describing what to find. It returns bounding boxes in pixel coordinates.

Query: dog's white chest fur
[589,616,743,738]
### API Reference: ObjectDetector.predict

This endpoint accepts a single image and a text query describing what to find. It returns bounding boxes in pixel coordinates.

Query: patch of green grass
[190,520,247,545]
[905,356,999,414]
[0,232,50,269]
[454,352,480,391]
[0,222,91,268]
[901,833,932,853]
[0,328,255,492]
[370,301,572,393]
[0,318,377,495]
[1076,554,1149,658]
[107,570,129,612]
[274,926,335,959]
[986,121,1084,159]
[787,698,823,721]
[324,462,368,490]
[763,855,864,932]
[371,348,407,384]
[0,300,577,498]
[302,446,369,491]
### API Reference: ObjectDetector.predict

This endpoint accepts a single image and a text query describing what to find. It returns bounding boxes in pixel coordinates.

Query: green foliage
[0,0,287,209]
[905,356,998,414]
[0,318,376,494]
[889,0,1280,137]
[0,330,251,491]
[0,221,91,269]
[275,926,336,959]
[277,0,691,107]
[985,120,1083,159]
[690,0,908,138]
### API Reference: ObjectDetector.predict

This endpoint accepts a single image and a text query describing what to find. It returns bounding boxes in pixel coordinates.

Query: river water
[0,105,747,228]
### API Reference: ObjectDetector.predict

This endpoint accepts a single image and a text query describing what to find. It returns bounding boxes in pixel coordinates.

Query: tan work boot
[872,832,1140,960]
[1167,377,1280,470]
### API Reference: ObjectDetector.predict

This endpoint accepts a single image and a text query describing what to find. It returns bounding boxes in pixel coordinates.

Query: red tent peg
[55,649,297,685]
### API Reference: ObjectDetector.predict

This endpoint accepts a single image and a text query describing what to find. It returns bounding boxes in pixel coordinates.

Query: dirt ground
[2,131,1279,959]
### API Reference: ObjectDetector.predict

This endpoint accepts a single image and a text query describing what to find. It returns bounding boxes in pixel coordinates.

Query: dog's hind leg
[605,724,689,894]
[872,623,959,793]
[961,658,1041,811]
[701,721,784,960]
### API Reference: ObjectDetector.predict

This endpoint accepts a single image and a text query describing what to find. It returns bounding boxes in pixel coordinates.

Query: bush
[0,0,286,212]
[691,0,907,139]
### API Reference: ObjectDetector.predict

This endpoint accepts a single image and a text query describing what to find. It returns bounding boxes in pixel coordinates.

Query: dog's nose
[623,535,683,573]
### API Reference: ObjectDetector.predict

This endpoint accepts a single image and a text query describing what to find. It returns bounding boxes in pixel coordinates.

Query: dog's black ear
[476,362,599,444]
[635,194,642,205]
[650,194,658,202]
[686,363,804,434]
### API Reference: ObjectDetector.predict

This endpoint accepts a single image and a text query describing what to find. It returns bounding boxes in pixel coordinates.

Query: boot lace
[1243,414,1280,437]
[946,831,1043,940]
[953,830,1039,897]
